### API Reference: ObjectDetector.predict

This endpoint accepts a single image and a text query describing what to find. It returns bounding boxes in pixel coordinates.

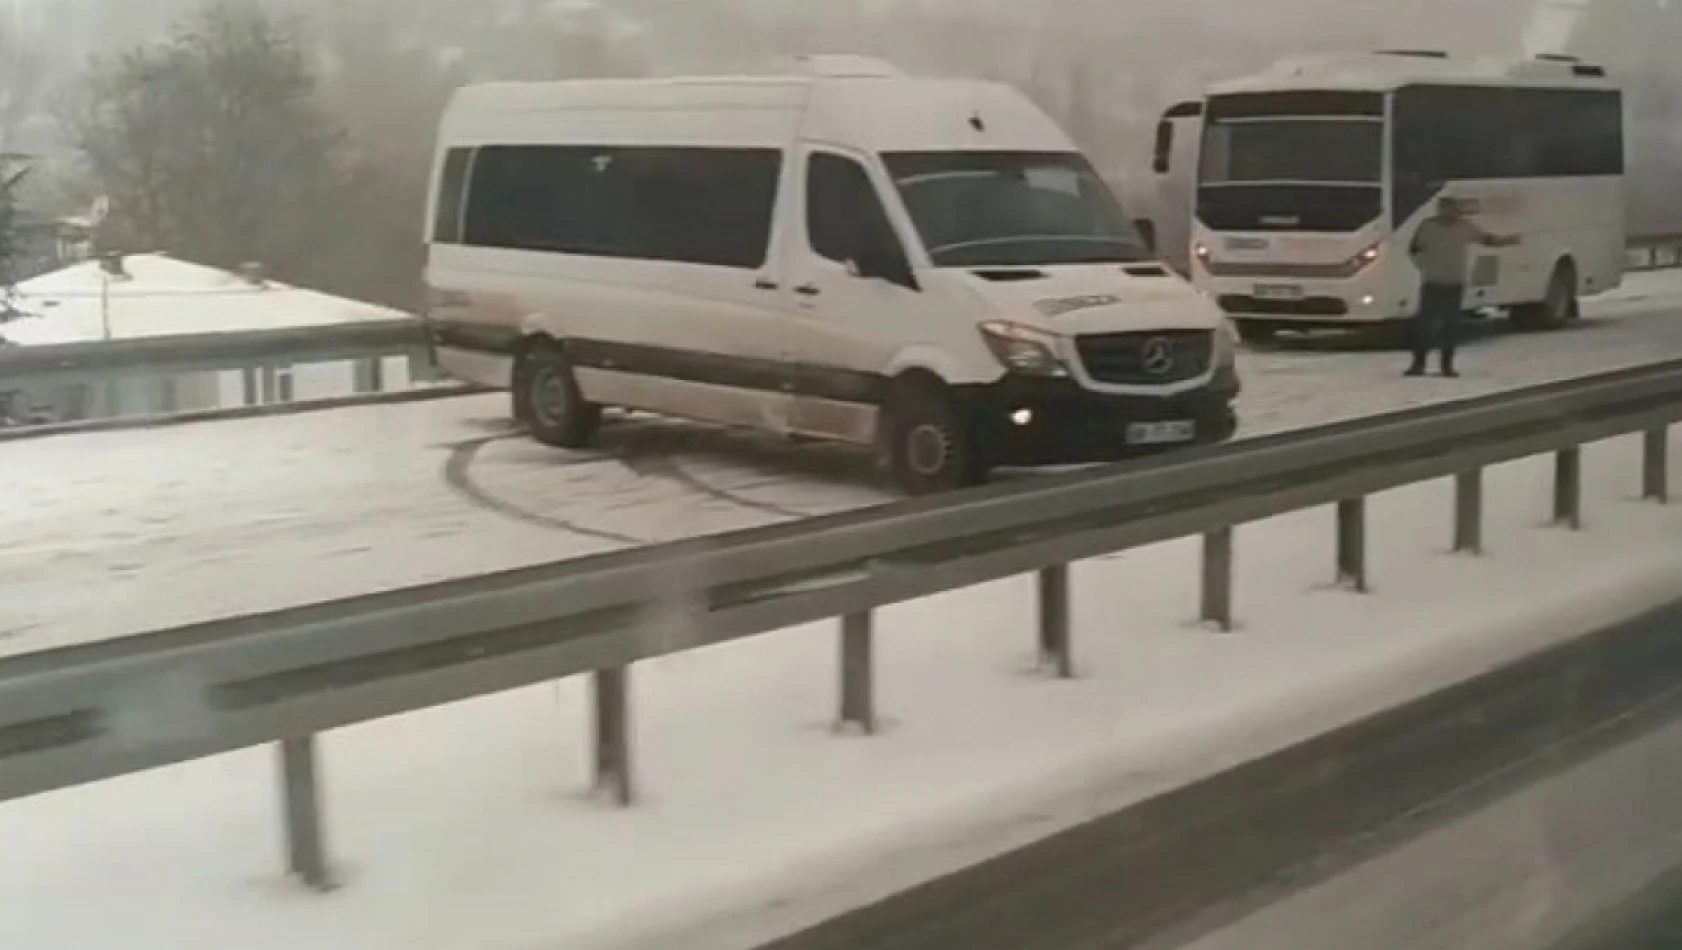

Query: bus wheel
[883,374,986,495]
[1512,261,1578,331]
[1235,321,1279,345]
[514,339,602,448]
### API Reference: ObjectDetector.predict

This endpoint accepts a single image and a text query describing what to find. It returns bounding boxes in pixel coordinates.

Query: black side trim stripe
[433,321,888,406]
[429,320,522,356]
[569,338,888,406]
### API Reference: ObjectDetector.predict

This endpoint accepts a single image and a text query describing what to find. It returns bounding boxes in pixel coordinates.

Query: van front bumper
[955,366,1239,467]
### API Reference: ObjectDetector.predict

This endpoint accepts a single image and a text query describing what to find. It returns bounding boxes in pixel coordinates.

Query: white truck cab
[425,56,1239,494]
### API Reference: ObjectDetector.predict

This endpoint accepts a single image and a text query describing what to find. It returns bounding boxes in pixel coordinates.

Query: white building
[0,253,418,422]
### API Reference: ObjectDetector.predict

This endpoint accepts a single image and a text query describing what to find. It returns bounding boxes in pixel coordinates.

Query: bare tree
[0,22,52,156]
[0,158,25,306]
[62,0,382,300]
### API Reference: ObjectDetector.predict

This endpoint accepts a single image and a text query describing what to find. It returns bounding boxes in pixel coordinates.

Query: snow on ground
[5,271,1682,656]
[4,431,1681,950]
[3,253,411,345]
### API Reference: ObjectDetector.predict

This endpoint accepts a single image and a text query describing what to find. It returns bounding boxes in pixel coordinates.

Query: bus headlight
[980,321,1066,376]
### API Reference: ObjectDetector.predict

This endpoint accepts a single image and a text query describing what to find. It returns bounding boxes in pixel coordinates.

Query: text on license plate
[1126,420,1196,445]
[1253,283,1304,300]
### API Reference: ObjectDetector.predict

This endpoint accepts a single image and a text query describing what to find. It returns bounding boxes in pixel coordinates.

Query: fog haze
[6,0,1681,303]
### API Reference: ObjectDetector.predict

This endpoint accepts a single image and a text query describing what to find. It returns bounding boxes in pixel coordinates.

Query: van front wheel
[514,340,601,449]
[883,376,986,495]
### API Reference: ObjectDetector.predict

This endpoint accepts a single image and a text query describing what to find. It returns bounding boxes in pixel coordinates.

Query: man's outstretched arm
[1474,223,1521,247]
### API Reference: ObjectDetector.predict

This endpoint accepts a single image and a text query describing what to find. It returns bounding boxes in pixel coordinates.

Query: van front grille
[1075,330,1212,385]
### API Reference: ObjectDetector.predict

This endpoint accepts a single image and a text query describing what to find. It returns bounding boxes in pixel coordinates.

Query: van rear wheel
[514,340,601,449]
[883,376,986,495]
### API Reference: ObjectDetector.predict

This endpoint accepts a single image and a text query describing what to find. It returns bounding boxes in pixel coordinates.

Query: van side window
[431,147,475,243]
[461,145,780,268]
[807,153,903,265]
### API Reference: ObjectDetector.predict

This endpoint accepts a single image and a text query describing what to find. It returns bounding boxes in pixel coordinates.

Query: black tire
[1511,261,1579,331]
[883,376,986,495]
[512,339,601,449]
[1235,320,1279,345]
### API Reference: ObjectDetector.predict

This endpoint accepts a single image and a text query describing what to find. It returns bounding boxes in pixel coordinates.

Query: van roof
[440,57,1077,155]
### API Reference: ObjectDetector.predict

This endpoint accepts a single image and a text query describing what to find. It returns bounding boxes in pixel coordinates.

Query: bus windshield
[1199,118,1383,185]
[882,151,1150,267]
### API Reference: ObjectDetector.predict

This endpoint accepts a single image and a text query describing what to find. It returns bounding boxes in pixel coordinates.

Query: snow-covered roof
[1,254,411,346]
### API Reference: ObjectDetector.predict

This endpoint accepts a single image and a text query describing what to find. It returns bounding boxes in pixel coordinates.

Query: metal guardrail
[1,357,1680,890]
[0,382,487,444]
[0,318,439,427]
[1624,232,1682,270]
[0,318,428,385]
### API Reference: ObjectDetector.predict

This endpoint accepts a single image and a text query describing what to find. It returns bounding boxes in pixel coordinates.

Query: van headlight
[1336,242,1381,276]
[980,321,1066,376]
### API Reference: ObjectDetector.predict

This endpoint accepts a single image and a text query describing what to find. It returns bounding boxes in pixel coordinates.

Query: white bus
[1150,50,1624,342]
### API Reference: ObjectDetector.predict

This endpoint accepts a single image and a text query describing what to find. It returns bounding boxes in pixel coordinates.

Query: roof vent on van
[1535,52,1580,62]
[1572,63,1607,77]
[793,54,901,78]
[1375,49,1449,59]
[971,268,1048,282]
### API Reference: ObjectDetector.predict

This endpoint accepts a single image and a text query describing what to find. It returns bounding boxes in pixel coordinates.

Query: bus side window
[1152,120,1173,174]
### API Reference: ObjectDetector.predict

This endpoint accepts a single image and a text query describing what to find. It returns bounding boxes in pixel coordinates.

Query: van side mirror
[852,242,917,290]
[1134,218,1157,253]
[1151,120,1172,174]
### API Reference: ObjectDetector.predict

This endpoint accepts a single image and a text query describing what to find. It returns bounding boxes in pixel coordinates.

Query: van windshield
[882,151,1149,267]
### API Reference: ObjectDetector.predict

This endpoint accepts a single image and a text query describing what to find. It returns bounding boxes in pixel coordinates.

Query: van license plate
[1126,420,1196,445]
[1253,283,1304,300]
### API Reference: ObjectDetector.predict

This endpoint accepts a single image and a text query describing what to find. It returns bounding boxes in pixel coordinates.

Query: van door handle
[794,284,820,296]
[753,278,778,290]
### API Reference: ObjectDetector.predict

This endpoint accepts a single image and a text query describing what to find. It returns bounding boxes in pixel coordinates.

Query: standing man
[1406,196,1519,377]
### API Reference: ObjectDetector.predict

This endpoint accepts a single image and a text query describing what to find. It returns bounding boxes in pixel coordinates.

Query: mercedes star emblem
[1141,337,1175,375]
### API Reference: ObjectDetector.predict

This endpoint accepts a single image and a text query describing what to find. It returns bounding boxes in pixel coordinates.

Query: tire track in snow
[441,435,645,544]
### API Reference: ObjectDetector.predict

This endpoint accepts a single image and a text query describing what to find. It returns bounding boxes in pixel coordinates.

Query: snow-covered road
[6,427,1682,950]
[3,270,1682,655]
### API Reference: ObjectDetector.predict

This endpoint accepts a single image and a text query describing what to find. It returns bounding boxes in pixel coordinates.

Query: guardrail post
[1038,564,1074,676]
[278,736,333,891]
[241,367,259,407]
[408,350,437,384]
[1553,447,1582,529]
[1454,469,1483,554]
[1643,427,1669,503]
[353,358,384,394]
[1335,498,1368,592]
[591,666,633,806]
[1200,527,1234,631]
[838,611,875,733]
[260,365,281,403]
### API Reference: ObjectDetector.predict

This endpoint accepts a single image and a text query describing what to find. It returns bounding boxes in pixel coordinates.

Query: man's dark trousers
[1409,282,1465,374]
